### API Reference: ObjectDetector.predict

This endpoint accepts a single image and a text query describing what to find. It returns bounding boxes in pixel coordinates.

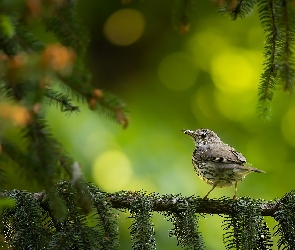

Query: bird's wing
[197,143,247,164]
[212,163,265,173]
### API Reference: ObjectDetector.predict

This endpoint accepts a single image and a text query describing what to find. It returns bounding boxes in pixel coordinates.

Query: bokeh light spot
[211,49,261,94]
[0,103,31,126]
[158,52,198,91]
[103,9,145,46]
[281,106,295,148]
[191,85,218,120]
[188,30,229,71]
[93,150,133,192]
[214,90,256,121]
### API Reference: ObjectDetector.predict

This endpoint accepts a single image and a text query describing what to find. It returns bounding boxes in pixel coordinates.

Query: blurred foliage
[1,0,295,249]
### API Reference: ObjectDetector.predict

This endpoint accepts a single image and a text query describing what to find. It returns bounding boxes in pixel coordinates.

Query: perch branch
[107,192,281,216]
[1,189,282,217]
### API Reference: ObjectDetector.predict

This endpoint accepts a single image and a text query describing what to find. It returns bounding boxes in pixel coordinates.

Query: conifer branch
[43,0,89,58]
[219,0,257,20]
[1,137,41,185]
[29,187,284,218]
[0,187,288,218]
[129,193,156,250]
[222,198,273,249]
[15,25,44,53]
[44,88,80,114]
[279,0,295,92]
[172,0,195,33]
[107,192,281,216]
[3,190,52,249]
[1,186,294,249]
[257,0,278,118]
[88,186,119,249]
[23,118,59,187]
[93,90,129,129]
[163,203,205,249]
[54,185,97,249]
[14,118,84,195]
[273,191,295,249]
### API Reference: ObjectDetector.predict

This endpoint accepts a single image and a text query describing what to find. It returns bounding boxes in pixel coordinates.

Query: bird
[182,128,265,200]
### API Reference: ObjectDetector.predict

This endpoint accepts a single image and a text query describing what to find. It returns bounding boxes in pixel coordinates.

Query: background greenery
[11,0,294,249]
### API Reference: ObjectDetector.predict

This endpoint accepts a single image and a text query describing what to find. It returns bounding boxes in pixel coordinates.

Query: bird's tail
[252,168,265,173]
[244,163,265,173]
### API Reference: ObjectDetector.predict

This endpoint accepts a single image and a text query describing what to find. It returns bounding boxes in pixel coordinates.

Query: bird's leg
[203,184,217,200]
[233,182,238,200]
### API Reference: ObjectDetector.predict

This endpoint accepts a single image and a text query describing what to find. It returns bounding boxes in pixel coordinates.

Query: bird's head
[182,128,221,146]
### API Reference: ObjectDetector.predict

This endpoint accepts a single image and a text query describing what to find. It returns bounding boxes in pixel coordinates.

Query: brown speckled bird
[182,128,265,199]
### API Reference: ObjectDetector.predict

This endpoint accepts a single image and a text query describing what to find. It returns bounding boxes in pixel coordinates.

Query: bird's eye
[200,133,206,139]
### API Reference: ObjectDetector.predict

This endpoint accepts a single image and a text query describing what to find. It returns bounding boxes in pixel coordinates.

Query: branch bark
[107,192,280,216]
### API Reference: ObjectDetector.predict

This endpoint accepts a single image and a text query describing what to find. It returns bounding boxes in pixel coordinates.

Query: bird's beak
[182,129,195,137]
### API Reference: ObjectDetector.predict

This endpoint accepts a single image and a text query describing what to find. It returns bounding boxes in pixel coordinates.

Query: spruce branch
[56,70,129,128]
[22,119,93,215]
[0,17,19,56]
[0,137,41,185]
[92,90,129,129]
[231,0,256,20]
[110,193,287,220]
[163,202,205,249]
[3,190,52,249]
[273,190,295,249]
[0,118,85,201]
[278,0,295,92]
[44,88,80,114]
[219,0,257,20]
[22,117,61,187]
[257,0,278,119]
[15,25,44,53]
[172,0,196,33]
[88,185,119,249]
[52,183,99,249]
[222,198,273,249]
[2,186,295,249]
[30,187,285,217]
[128,191,156,250]
[42,0,89,58]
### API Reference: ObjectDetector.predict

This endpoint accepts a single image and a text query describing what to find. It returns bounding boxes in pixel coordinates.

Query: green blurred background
[42,1,295,249]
